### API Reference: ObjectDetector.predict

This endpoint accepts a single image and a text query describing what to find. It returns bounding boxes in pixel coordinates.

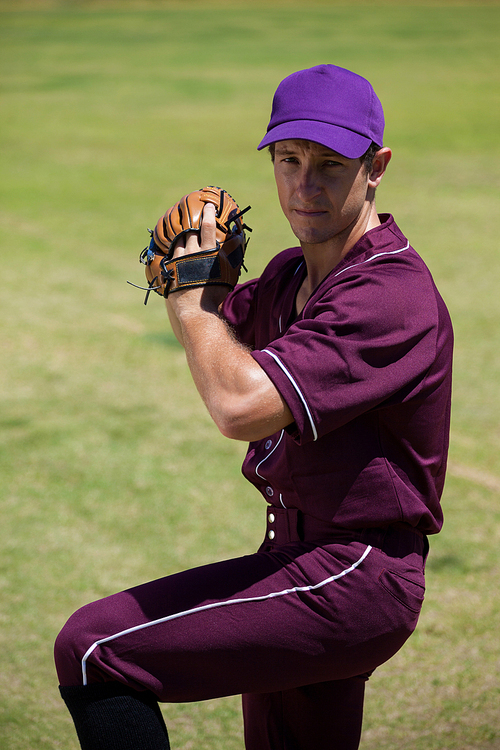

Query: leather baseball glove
[133,186,251,304]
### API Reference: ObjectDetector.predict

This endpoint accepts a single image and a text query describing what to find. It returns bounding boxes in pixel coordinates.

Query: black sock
[59,682,170,750]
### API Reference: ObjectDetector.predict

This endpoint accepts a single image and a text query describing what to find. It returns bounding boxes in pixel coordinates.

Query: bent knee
[54,604,95,686]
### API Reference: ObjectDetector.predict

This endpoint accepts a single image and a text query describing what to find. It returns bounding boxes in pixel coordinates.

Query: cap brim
[257,120,372,159]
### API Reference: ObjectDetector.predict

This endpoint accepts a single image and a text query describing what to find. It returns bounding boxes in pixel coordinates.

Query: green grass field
[1,1,499,748]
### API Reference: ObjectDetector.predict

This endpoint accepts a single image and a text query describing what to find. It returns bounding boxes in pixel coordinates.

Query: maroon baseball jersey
[222,214,453,535]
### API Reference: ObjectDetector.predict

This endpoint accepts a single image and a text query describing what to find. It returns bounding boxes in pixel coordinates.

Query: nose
[295,164,322,202]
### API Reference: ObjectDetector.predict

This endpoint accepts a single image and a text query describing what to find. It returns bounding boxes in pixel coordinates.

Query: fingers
[199,201,217,252]
[171,201,217,258]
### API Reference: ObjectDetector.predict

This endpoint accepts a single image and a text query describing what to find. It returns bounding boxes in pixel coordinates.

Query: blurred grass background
[0,1,499,748]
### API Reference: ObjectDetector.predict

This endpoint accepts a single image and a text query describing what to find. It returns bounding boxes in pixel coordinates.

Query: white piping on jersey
[255,432,288,507]
[80,544,373,685]
[334,242,410,278]
[255,430,285,480]
[294,261,305,276]
[261,349,318,442]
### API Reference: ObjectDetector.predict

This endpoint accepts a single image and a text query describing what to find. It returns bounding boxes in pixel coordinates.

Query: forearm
[171,294,292,441]
[166,300,184,346]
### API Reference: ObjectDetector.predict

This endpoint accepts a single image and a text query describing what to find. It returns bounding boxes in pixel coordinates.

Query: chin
[293,229,335,246]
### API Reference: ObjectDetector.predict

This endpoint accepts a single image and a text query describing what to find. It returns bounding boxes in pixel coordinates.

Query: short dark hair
[267,141,381,172]
[360,142,380,172]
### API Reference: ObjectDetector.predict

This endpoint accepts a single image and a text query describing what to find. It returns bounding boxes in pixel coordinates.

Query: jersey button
[268,513,275,524]
[268,530,275,540]
[265,440,273,450]
[266,486,274,497]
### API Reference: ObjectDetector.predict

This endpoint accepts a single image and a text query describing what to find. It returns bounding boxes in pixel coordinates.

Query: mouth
[293,208,328,219]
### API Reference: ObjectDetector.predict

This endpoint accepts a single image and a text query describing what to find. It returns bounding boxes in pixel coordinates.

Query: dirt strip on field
[448,461,500,494]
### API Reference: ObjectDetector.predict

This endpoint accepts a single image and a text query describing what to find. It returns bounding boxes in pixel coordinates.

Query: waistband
[263,506,428,559]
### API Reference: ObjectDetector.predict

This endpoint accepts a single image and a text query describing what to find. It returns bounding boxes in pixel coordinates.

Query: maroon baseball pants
[55,512,427,749]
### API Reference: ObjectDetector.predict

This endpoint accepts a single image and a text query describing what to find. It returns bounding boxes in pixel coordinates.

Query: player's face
[273,140,374,252]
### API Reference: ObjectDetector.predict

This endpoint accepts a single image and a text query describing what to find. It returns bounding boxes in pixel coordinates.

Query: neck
[296,203,380,311]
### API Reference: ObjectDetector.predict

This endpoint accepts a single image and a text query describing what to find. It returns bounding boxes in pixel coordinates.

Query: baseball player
[55,64,453,750]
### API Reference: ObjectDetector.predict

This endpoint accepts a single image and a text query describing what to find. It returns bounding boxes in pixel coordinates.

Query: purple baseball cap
[257,64,384,159]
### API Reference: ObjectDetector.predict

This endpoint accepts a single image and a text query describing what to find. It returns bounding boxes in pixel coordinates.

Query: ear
[368,147,392,188]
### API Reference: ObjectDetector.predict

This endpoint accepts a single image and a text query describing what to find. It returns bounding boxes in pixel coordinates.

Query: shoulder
[326,216,437,294]
[221,247,303,339]
[259,246,304,285]
[336,215,416,275]
[305,217,450,332]
[224,246,303,310]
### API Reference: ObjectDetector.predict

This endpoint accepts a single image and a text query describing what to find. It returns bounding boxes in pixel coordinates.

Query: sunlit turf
[0,2,499,748]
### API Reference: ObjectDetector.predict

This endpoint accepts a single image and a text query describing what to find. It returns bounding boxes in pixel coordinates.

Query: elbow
[213,407,258,442]
[218,423,248,441]
[210,395,291,443]
[206,384,266,442]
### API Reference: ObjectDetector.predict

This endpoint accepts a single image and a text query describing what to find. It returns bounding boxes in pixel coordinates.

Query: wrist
[168,285,229,317]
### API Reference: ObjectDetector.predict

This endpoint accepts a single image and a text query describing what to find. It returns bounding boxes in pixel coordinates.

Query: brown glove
[136,186,251,304]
